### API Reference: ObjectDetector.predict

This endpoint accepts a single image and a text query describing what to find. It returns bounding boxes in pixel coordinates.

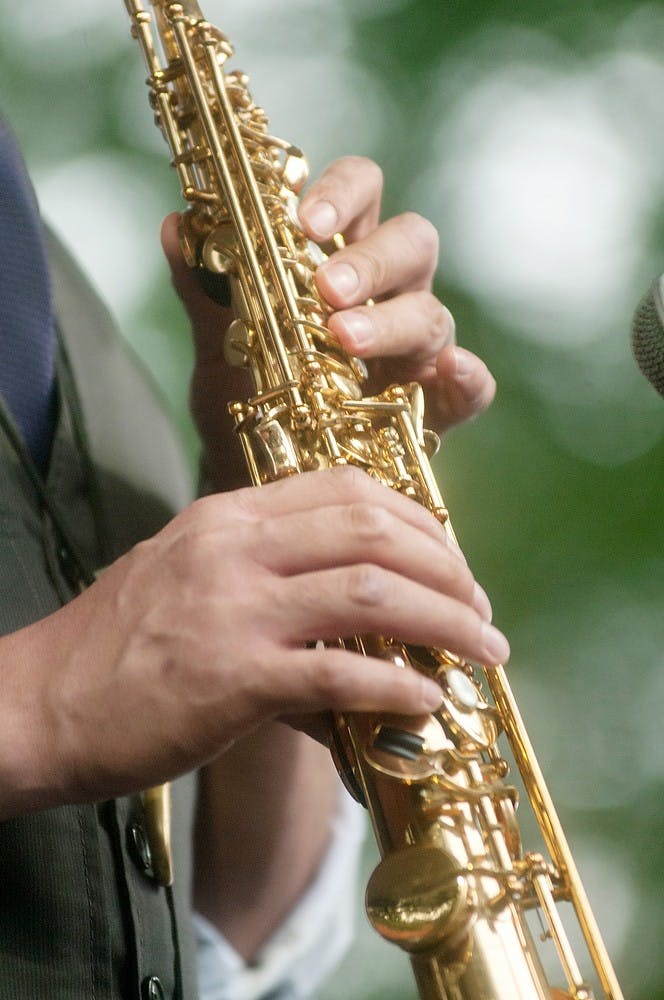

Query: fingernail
[453,345,474,378]
[420,677,444,712]
[336,310,373,348]
[301,199,338,239]
[444,306,457,344]
[320,261,360,299]
[482,623,510,664]
[472,583,493,622]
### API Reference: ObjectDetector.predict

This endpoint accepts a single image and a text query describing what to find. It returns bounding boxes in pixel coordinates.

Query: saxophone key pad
[438,668,497,750]
[446,667,480,710]
[364,713,453,782]
[284,190,303,231]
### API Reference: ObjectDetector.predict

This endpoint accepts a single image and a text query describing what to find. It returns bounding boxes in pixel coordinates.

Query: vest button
[142,976,165,1000]
[128,821,153,873]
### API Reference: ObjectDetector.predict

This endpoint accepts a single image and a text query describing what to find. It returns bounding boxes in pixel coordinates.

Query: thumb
[160,212,234,361]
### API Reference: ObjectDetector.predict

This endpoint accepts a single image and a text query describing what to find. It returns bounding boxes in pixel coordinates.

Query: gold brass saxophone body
[124,3,624,998]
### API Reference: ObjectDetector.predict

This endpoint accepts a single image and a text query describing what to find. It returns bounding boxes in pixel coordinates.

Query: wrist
[0,620,70,819]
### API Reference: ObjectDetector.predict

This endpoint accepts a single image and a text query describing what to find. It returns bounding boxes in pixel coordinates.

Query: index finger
[224,466,458,552]
[298,156,383,244]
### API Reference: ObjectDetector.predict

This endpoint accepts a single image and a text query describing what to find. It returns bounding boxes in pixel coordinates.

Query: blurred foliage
[1,1,663,997]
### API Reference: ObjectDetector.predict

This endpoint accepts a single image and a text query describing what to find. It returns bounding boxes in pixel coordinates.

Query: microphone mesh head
[631,277,664,398]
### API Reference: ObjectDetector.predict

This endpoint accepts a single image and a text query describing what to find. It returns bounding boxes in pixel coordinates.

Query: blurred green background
[1,1,663,997]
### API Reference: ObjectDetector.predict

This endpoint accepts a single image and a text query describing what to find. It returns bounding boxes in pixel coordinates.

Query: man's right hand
[0,466,508,818]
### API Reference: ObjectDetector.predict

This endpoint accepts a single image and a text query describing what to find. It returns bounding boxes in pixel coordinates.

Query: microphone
[631,274,664,397]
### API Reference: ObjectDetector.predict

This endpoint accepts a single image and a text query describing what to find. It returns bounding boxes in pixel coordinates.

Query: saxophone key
[223,318,253,367]
[364,713,453,783]
[365,843,473,954]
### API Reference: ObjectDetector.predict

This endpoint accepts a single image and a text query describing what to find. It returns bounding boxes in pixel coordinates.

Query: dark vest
[0,230,199,999]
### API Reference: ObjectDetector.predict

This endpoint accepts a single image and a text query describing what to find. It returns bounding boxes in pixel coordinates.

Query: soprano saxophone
[124,4,624,998]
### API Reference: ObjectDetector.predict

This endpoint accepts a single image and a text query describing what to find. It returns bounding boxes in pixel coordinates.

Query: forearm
[193,720,341,961]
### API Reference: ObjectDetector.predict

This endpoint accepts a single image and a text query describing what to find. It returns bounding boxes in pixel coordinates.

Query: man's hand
[161,155,496,489]
[299,155,495,432]
[0,466,507,819]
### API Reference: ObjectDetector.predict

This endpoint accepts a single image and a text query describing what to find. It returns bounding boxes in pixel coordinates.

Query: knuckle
[180,493,217,527]
[311,653,348,706]
[251,511,277,555]
[351,155,384,194]
[353,245,387,292]
[224,483,262,522]
[328,463,372,500]
[349,502,391,543]
[347,563,389,607]
[456,564,478,605]
[168,528,204,577]
[454,607,484,657]
[400,211,439,264]
[171,528,209,577]
[336,155,383,188]
[310,156,382,209]
[419,292,451,345]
